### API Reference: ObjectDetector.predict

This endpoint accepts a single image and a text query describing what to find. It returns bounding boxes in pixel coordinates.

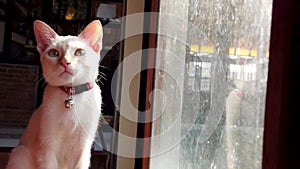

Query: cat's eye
[74,49,86,56]
[48,49,60,57]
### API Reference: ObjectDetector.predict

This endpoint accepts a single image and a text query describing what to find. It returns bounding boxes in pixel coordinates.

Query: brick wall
[0,63,39,127]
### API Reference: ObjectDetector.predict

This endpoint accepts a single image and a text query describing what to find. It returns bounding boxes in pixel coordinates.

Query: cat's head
[33,20,103,86]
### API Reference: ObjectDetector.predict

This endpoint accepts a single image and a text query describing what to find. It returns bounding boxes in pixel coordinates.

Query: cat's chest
[41,85,101,119]
[36,85,101,139]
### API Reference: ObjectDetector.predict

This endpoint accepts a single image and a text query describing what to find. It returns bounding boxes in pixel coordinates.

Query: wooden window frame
[262,0,300,168]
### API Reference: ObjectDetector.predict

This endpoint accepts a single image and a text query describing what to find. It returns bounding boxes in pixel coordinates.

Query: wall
[0,63,39,127]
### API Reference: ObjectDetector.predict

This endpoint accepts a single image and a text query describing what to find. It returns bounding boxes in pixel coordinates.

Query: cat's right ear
[33,20,58,53]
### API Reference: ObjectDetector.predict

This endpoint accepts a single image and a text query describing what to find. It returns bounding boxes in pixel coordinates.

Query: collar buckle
[59,82,94,108]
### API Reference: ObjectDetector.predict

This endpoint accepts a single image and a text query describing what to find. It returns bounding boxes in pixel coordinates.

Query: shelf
[11,32,26,44]
[25,45,37,52]
[25,45,36,49]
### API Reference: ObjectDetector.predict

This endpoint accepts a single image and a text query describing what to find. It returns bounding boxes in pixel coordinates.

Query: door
[111,0,299,168]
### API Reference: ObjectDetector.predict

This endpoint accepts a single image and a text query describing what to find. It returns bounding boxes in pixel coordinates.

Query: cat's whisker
[99,65,110,71]
[97,80,104,86]
[98,76,107,83]
[100,77,107,81]
[96,76,105,82]
[35,74,48,89]
[36,75,44,83]
[99,71,106,75]
[98,73,107,81]
[96,75,106,87]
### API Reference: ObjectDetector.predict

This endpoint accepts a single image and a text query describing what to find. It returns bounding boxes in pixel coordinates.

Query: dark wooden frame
[134,1,160,169]
[263,0,300,168]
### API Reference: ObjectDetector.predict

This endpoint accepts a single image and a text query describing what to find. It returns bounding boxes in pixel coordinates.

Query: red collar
[59,82,94,95]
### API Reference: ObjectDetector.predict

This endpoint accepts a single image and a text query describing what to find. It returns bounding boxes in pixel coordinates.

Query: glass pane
[149,0,273,169]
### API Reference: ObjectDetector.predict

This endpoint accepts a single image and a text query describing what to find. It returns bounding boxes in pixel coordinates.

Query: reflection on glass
[149,0,273,168]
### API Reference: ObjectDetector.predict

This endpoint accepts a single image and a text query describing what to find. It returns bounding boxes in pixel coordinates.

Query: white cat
[6,20,103,169]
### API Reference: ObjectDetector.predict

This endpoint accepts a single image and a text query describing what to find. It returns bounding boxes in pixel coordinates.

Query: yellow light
[250,50,257,57]
[191,45,269,58]
[229,48,235,55]
[190,44,199,52]
[65,5,76,20]
[190,44,214,53]
[200,46,214,53]
[229,47,257,57]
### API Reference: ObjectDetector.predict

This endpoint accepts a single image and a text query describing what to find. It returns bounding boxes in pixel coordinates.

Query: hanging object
[65,4,77,20]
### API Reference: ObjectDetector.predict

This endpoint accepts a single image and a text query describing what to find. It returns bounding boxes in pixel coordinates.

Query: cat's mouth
[59,69,74,77]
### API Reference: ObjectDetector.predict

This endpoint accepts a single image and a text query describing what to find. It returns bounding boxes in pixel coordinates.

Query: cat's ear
[79,20,103,53]
[33,20,58,53]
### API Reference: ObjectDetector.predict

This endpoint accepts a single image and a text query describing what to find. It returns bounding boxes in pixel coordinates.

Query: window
[148,0,273,168]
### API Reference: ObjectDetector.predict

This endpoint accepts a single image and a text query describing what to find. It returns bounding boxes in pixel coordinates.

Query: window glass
[149,0,273,168]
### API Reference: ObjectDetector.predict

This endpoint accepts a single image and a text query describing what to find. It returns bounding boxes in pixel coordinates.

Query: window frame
[134,0,159,169]
[262,0,300,168]
[135,0,299,168]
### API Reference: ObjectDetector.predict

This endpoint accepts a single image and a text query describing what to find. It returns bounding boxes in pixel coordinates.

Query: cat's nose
[60,60,71,68]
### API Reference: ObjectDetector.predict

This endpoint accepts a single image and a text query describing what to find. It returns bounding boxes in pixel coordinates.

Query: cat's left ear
[79,20,103,53]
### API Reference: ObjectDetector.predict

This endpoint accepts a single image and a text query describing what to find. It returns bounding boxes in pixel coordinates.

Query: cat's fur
[6,20,103,169]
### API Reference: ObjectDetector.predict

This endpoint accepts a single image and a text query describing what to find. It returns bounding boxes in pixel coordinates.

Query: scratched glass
[149,0,273,168]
